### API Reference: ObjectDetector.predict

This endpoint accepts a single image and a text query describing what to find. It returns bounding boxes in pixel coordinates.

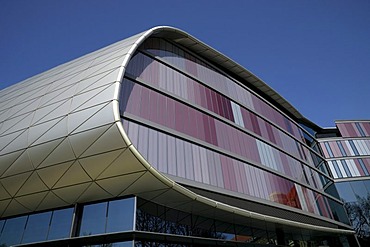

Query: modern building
[0,26,361,246]
[318,120,370,245]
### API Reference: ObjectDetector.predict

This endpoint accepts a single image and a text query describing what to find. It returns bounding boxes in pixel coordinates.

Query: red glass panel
[139,87,150,119]
[166,98,176,130]
[220,156,231,190]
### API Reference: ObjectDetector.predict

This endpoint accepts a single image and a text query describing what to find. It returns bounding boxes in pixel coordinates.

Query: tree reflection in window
[344,193,370,244]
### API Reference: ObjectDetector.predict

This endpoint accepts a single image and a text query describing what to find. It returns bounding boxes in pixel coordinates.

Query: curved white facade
[0,27,355,245]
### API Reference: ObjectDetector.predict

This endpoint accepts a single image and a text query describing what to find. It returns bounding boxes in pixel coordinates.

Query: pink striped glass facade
[320,121,370,179]
[120,38,346,222]
[337,121,370,138]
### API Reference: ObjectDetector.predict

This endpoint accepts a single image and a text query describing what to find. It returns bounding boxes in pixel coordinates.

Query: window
[22,211,51,243]
[79,197,135,236]
[0,216,27,246]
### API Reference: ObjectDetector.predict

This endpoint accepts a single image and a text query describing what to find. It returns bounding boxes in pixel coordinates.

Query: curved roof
[0,26,350,235]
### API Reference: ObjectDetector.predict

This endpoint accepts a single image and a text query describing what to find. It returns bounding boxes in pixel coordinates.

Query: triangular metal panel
[38,84,76,108]
[48,73,79,91]
[0,111,33,136]
[149,188,193,209]
[0,130,25,152]
[0,199,11,217]
[53,182,91,204]
[30,99,69,125]
[32,116,68,146]
[79,149,124,180]
[0,171,32,197]
[96,171,146,196]
[10,86,47,107]
[71,83,116,113]
[97,148,146,179]
[36,191,69,211]
[75,68,120,95]
[6,97,41,120]
[27,117,61,146]
[37,138,76,169]
[69,84,112,112]
[0,150,23,176]
[90,47,130,68]
[68,103,107,134]
[53,161,92,188]
[70,102,115,134]
[46,70,86,93]
[77,182,112,203]
[15,191,48,212]
[49,60,91,84]
[16,172,49,197]
[0,182,11,201]
[135,188,171,203]
[2,150,33,177]
[0,108,11,124]
[120,172,169,196]
[37,161,74,188]
[80,123,127,158]
[82,56,124,79]
[1,129,29,155]
[2,198,30,217]
[34,98,72,125]
[27,138,64,168]
[68,124,111,158]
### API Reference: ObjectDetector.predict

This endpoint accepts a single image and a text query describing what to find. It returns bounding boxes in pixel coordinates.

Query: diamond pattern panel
[36,191,69,211]
[77,182,113,203]
[0,172,32,197]
[0,29,183,219]
[0,130,26,153]
[15,191,48,212]
[53,183,91,204]
[3,199,30,217]
[79,149,124,179]
[37,138,76,169]
[37,161,74,188]
[53,161,92,188]
[69,124,111,157]
[2,150,33,177]
[0,150,24,176]
[32,117,68,145]
[27,118,62,145]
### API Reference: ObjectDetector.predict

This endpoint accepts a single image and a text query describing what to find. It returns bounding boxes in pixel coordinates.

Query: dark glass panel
[79,202,107,236]
[47,207,74,240]
[106,198,135,233]
[350,181,368,198]
[22,211,51,243]
[0,220,4,235]
[0,216,27,246]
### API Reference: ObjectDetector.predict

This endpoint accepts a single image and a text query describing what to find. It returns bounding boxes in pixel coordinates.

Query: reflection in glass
[48,207,74,240]
[0,216,27,246]
[79,202,107,236]
[22,211,51,243]
[79,198,135,237]
[106,198,135,233]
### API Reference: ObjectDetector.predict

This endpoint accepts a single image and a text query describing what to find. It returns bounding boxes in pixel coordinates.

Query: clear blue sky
[1,0,369,127]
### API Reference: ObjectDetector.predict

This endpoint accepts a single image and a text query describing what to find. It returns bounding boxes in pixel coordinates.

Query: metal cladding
[0,26,353,235]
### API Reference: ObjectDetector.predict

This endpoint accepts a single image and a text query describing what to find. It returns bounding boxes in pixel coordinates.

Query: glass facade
[0,29,359,247]
[120,37,345,223]
[78,197,135,236]
[0,197,135,246]
[318,120,370,245]
[0,196,355,247]
[337,121,370,138]
[0,207,73,246]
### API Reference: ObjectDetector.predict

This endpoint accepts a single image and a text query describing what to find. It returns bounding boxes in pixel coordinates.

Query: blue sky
[1,0,369,127]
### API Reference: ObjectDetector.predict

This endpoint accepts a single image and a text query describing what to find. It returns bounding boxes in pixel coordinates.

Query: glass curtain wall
[120,38,346,223]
